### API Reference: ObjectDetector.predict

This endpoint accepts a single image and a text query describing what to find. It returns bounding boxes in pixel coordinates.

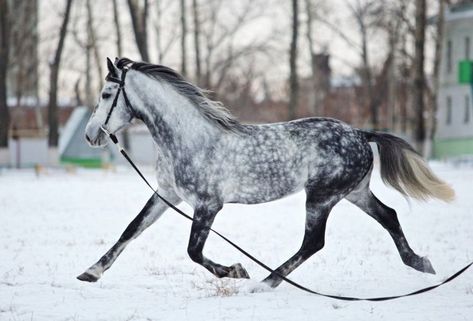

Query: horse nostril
[85,134,91,143]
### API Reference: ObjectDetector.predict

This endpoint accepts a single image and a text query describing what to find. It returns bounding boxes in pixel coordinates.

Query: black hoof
[261,276,281,288]
[419,257,436,274]
[77,271,100,282]
[227,263,250,279]
[406,256,436,275]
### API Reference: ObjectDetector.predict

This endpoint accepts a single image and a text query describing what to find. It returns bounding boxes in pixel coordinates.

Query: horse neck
[128,73,222,157]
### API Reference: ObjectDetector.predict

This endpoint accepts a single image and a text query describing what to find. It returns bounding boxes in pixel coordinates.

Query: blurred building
[435,1,473,158]
[9,106,157,168]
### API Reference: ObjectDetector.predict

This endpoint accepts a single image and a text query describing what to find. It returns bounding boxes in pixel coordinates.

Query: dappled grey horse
[78,57,454,288]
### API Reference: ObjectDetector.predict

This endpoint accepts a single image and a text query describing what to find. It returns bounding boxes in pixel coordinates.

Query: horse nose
[85,133,91,143]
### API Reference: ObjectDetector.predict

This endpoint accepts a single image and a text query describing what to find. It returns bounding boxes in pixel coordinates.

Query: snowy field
[1,163,472,321]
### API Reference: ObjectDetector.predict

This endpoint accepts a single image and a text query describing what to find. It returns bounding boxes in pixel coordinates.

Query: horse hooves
[227,263,250,279]
[419,257,436,274]
[408,256,436,275]
[77,271,100,282]
[261,276,281,289]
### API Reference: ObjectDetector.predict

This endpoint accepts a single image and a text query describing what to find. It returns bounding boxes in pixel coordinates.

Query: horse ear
[107,57,117,77]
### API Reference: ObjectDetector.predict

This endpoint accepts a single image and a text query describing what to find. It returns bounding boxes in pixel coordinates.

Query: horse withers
[78,57,454,288]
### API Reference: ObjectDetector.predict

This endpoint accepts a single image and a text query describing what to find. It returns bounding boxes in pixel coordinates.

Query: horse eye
[102,92,112,99]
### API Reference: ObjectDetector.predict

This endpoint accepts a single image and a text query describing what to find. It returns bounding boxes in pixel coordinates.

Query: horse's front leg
[187,203,250,279]
[77,191,181,282]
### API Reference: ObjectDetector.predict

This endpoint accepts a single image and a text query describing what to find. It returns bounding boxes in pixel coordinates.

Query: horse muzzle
[85,126,108,148]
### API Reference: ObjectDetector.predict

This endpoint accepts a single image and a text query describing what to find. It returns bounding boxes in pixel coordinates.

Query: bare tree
[154,0,178,63]
[112,0,123,57]
[86,0,103,90]
[413,0,426,152]
[0,0,10,164]
[199,0,269,92]
[70,0,104,106]
[180,0,188,76]
[288,0,299,120]
[71,4,92,107]
[9,1,39,109]
[192,0,202,84]
[346,0,384,129]
[304,0,331,116]
[128,0,149,61]
[47,0,74,162]
[376,0,407,131]
[398,30,410,134]
[112,0,130,149]
[74,77,83,105]
[424,0,447,157]
[315,0,384,126]
[305,0,318,115]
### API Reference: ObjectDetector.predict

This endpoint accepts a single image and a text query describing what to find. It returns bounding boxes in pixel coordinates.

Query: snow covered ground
[1,163,472,321]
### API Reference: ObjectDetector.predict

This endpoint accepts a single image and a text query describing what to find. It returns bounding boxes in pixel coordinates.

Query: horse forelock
[115,57,244,133]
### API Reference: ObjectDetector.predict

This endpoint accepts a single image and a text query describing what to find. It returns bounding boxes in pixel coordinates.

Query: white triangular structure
[59,106,107,167]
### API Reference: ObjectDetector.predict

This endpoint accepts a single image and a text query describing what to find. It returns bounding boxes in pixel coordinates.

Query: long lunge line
[98,129,473,302]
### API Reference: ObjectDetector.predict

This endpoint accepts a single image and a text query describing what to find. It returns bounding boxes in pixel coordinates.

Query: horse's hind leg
[77,191,181,282]
[262,191,338,288]
[345,180,435,274]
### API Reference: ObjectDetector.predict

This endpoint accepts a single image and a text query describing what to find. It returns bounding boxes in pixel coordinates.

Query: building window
[446,96,452,125]
[465,95,470,123]
[447,40,452,73]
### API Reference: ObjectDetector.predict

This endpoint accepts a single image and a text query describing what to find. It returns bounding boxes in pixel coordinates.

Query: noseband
[100,67,133,135]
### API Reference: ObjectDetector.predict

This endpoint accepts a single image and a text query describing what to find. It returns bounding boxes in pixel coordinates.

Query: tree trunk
[398,31,409,134]
[413,0,426,153]
[86,0,103,91]
[288,0,299,120]
[361,26,376,129]
[192,0,202,85]
[0,0,9,132]
[304,0,319,116]
[180,0,188,77]
[112,0,130,149]
[85,1,93,107]
[74,77,83,106]
[424,0,445,158]
[112,0,122,57]
[127,0,149,62]
[0,0,10,166]
[386,35,396,131]
[47,0,73,157]
[386,12,402,132]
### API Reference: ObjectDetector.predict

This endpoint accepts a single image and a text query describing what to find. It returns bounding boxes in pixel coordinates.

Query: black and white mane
[115,57,243,133]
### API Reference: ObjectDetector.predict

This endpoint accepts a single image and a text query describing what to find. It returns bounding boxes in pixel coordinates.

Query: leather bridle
[100,67,133,136]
